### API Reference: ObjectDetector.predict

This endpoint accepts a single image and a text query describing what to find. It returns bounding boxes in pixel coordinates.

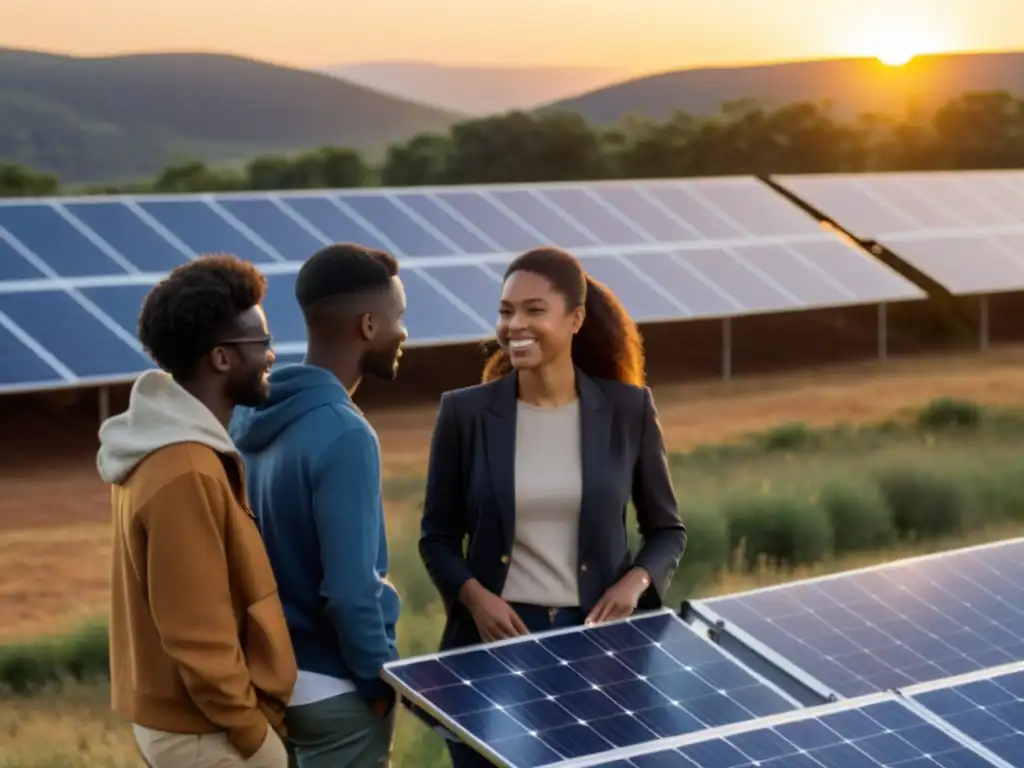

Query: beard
[227,367,270,407]
[360,344,402,382]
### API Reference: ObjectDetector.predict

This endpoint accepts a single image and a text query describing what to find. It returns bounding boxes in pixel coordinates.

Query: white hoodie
[96,370,237,484]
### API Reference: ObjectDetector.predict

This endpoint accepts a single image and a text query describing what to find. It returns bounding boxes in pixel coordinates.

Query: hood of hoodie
[96,370,237,485]
[230,364,352,454]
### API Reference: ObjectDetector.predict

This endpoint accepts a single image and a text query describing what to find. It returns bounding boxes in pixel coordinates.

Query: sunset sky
[2,0,1023,74]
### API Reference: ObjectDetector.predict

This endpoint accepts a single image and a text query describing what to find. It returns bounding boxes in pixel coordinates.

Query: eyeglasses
[218,334,274,349]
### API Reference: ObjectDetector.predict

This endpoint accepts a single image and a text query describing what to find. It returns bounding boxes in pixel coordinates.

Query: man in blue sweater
[231,243,407,768]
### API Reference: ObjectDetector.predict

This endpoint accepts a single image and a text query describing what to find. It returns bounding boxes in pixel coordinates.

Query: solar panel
[687,538,1024,700]
[0,178,926,395]
[382,609,801,768]
[908,663,1024,767]
[775,171,1024,296]
[559,694,1004,768]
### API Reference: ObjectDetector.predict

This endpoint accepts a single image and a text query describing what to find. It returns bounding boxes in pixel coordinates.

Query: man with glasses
[97,254,297,768]
[231,243,408,768]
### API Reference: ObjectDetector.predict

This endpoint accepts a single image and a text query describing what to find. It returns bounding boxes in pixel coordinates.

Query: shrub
[818,481,895,554]
[672,505,730,597]
[916,398,982,432]
[0,618,108,694]
[955,457,1024,526]
[873,465,966,539]
[722,495,833,572]
[756,422,819,454]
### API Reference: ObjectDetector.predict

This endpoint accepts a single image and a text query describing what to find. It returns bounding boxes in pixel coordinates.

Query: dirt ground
[3,345,1024,639]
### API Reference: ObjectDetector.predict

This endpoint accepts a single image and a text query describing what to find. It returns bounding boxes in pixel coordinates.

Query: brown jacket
[98,371,298,758]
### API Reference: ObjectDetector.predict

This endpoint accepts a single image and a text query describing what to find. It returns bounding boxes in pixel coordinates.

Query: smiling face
[213,305,276,407]
[496,269,583,373]
[359,275,409,382]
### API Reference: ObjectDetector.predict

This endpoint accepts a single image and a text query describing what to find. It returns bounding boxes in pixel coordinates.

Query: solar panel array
[0,177,925,394]
[385,538,1024,766]
[775,170,1024,296]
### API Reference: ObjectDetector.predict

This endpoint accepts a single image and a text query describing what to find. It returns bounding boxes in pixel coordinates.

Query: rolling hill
[0,48,460,184]
[545,52,1024,124]
[321,61,629,115]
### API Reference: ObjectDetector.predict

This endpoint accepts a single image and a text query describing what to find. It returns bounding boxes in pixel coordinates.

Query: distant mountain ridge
[545,51,1024,123]
[320,60,630,115]
[0,48,459,183]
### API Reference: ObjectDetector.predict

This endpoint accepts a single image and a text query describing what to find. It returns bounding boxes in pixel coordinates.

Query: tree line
[3,89,1024,198]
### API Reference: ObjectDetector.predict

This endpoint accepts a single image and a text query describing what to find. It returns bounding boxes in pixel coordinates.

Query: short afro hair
[295,242,399,314]
[138,253,267,380]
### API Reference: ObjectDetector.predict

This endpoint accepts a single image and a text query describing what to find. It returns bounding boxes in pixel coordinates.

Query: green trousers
[285,693,397,768]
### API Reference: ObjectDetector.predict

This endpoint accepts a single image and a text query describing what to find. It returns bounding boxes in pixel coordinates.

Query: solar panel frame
[903,661,1024,768]
[549,690,1008,768]
[685,537,1024,703]
[382,608,805,768]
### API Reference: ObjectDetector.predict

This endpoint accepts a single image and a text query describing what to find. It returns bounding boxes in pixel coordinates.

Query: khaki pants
[133,724,289,768]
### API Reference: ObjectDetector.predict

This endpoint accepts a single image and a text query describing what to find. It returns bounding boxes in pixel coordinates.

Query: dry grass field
[5,346,1024,767]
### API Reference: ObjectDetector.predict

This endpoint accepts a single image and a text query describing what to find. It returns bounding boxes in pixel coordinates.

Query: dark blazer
[419,369,687,651]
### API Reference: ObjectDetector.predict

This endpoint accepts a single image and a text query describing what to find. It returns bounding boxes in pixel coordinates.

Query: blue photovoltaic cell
[693,182,823,239]
[261,273,306,344]
[400,269,489,343]
[0,237,43,281]
[913,669,1024,767]
[592,187,700,243]
[0,205,127,277]
[733,244,852,305]
[137,201,279,264]
[540,188,645,247]
[280,196,391,252]
[393,193,496,254]
[434,191,543,252]
[214,198,327,262]
[78,284,152,338]
[385,611,796,768]
[64,202,191,272]
[624,252,740,318]
[0,291,150,379]
[580,256,684,322]
[489,190,596,249]
[0,322,61,386]
[696,539,1024,698]
[422,265,502,325]
[604,699,996,768]
[341,195,451,258]
[643,184,742,240]
[676,248,795,313]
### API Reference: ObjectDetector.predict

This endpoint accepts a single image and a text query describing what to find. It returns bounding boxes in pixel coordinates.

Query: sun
[877,48,914,67]
[867,26,923,67]
[876,47,917,67]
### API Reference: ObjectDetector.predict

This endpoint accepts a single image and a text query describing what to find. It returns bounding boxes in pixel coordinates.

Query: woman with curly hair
[418,246,687,768]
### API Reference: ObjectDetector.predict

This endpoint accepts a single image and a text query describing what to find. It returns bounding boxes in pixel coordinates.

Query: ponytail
[482,268,645,387]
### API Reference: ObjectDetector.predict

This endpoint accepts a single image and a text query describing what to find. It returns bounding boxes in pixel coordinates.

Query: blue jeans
[446,603,585,768]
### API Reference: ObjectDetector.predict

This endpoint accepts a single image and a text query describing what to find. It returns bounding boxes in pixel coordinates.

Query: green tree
[380,133,452,186]
[0,163,59,197]
[150,160,246,193]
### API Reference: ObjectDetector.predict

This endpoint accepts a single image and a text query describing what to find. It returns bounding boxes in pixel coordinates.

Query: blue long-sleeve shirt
[231,364,400,702]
